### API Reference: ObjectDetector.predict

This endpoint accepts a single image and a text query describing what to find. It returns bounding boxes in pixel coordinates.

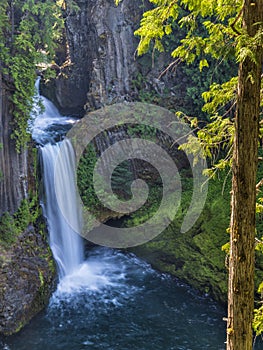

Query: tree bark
[227,1,263,349]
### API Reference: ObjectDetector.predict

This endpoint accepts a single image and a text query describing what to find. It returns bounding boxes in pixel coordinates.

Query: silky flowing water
[40,140,84,278]
[1,79,262,349]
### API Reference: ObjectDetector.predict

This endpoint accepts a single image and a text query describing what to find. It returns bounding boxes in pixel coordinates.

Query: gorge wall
[46,0,147,113]
[43,0,186,115]
[0,59,55,336]
[45,0,233,302]
[0,76,29,216]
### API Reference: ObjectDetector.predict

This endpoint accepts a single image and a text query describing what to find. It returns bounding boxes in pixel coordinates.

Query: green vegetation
[77,143,99,210]
[126,175,230,302]
[0,140,42,247]
[0,196,41,247]
[132,2,263,345]
[0,0,66,151]
[77,141,139,212]
[133,0,262,179]
[0,212,18,246]
[130,7,237,119]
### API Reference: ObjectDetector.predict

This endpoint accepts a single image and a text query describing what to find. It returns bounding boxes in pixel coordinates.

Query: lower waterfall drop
[40,139,84,279]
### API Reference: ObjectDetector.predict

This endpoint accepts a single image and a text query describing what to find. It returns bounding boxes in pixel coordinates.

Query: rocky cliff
[0,73,55,335]
[43,0,185,115]
[0,76,29,216]
[0,224,55,335]
[44,0,147,113]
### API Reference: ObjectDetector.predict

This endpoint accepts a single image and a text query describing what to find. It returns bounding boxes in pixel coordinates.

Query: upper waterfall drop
[30,77,77,146]
[31,77,84,279]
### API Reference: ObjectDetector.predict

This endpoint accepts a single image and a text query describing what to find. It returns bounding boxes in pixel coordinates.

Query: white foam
[29,77,77,144]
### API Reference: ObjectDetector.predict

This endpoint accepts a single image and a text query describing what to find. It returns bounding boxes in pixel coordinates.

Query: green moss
[128,177,231,303]
[13,321,24,335]
[77,138,232,302]
[0,213,19,246]
[0,195,41,248]
[14,199,31,232]
[77,143,99,210]
[41,250,56,276]
[38,270,44,287]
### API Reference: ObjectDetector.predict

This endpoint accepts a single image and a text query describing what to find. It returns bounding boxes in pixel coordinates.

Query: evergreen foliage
[129,0,263,340]
[133,0,262,175]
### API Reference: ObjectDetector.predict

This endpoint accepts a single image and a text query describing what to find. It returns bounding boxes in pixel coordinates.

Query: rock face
[0,225,55,335]
[0,76,29,216]
[45,0,146,114]
[44,0,182,115]
[0,70,55,335]
[74,103,231,303]
[83,0,145,110]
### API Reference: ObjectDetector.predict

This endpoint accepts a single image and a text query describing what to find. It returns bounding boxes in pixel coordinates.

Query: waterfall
[30,77,77,146]
[31,78,84,279]
[40,140,84,278]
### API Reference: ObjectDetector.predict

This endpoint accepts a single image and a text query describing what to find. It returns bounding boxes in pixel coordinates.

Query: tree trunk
[227,1,263,349]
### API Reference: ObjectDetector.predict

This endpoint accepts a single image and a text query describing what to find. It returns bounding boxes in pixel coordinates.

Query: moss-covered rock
[129,179,231,304]
[75,115,232,303]
[0,223,55,336]
[75,114,263,305]
[0,136,56,336]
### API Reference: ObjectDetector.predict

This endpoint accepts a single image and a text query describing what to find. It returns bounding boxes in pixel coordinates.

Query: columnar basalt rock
[84,0,142,109]
[0,74,55,336]
[49,0,147,113]
[45,0,182,114]
[0,77,29,216]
